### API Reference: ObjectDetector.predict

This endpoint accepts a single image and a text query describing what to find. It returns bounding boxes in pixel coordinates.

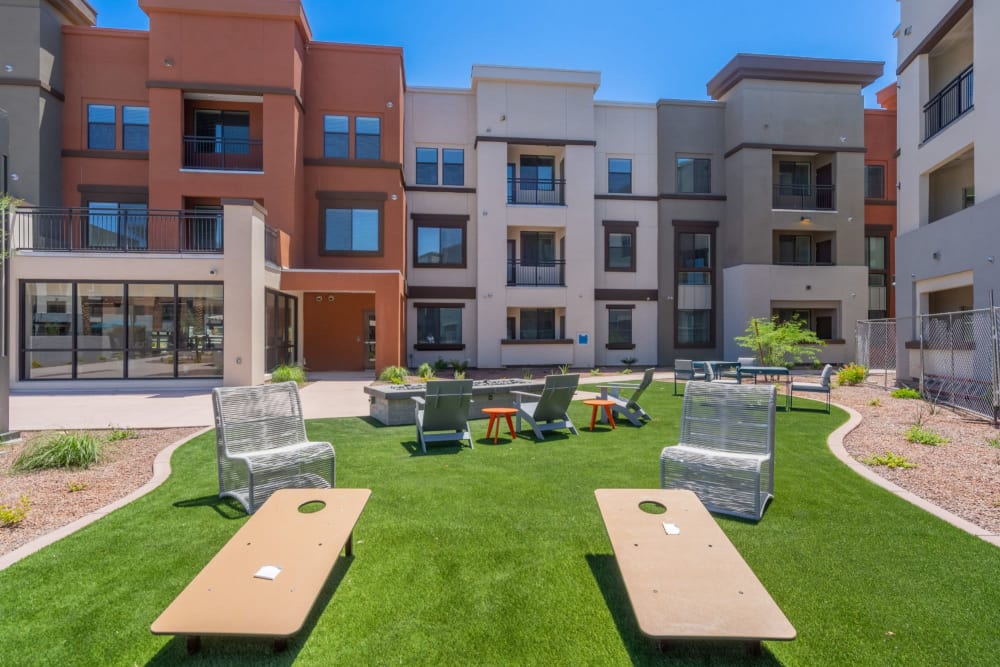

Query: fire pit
[364,378,547,426]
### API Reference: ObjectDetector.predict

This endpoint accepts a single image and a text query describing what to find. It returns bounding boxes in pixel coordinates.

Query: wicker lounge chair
[212,381,335,514]
[411,379,474,453]
[513,374,580,440]
[598,367,655,427]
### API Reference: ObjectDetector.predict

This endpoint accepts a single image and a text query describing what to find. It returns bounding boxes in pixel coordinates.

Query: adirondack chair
[597,368,656,427]
[512,374,580,440]
[411,379,474,453]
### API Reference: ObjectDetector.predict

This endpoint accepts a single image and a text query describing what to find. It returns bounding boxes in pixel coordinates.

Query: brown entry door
[303,293,374,371]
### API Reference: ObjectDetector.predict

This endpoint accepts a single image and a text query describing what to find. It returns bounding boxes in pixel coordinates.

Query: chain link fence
[856,307,1000,425]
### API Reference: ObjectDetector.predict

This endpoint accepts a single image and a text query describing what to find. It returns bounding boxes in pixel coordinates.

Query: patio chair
[660,381,777,521]
[673,359,706,395]
[722,356,758,381]
[212,381,335,515]
[513,374,580,440]
[704,362,739,384]
[789,364,834,413]
[597,367,655,427]
[411,379,474,453]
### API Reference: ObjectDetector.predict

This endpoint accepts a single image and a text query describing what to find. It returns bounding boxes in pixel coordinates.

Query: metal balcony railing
[507,178,565,206]
[506,259,566,286]
[924,65,973,141]
[772,184,835,211]
[11,208,224,253]
[182,136,263,171]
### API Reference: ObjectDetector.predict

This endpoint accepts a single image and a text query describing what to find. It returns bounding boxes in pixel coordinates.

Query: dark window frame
[603,220,637,272]
[673,221,717,348]
[442,148,465,186]
[265,289,298,371]
[866,231,890,319]
[355,116,381,160]
[676,156,711,194]
[608,158,632,194]
[87,104,116,150]
[412,214,468,268]
[773,307,839,342]
[414,302,465,350]
[415,147,438,185]
[519,308,557,341]
[864,163,886,199]
[317,192,387,257]
[606,305,634,349]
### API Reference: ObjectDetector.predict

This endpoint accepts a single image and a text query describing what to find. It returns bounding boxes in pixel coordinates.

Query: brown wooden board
[594,489,795,642]
[151,488,371,640]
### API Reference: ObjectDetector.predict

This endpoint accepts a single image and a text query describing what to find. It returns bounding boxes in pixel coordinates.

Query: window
[778,235,811,265]
[86,202,148,250]
[417,306,463,345]
[774,308,837,341]
[194,110,250,154]
[675,226,715,346]
[323,208,381,254]
[122,106,149,151]
[520,309,556,340]
[778,161,811,194]
[676,157,710,194]
[416,148,438,185]
[865,236,886,271]
[323,115,349,158]
[864,164,885,199]
[603,221,636,272]
[355,116,381,160]
[442,148,464,186]
[88,104,116,150]
[608,307,633,346]
[266,290,298,371]
[963,186,975,209]
[519,155,555,190]
[608,158,632,194]
[413,215,466,267]
[866,234,889,319]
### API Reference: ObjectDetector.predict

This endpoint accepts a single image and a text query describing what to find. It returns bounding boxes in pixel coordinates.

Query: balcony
[182,136,263,172]
[265,224,280,265]
[506,260,566,286]
[507,178,565,206]
[772,184,835,211]
[924,65,973,142]
[12,208,224,253]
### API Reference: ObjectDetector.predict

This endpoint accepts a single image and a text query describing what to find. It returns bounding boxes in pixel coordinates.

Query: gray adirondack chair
[598,367,655,426]
[411,379,474,453]
[512,374,580,440]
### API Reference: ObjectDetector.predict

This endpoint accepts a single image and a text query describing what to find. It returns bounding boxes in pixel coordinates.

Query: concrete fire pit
[364,378,547,426]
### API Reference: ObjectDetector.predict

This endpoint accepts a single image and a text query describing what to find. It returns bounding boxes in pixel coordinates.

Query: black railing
[774,259,835,267]
[924,65,973,141]
[12,208,224,253]
[772,184,835,211]
[265,224,280,265]
[182,136,263,171]
[507,178,565,206]
[506,259,566,286]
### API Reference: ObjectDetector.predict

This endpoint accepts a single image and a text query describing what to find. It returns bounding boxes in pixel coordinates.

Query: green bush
[107,425,138,442]
[891,387,922,400]
[589,368,601,376]
[12,433,103,471]
[271,364,306,386]
[837,363,867,386]
[987,437,1000,449]
[868,398,882,407]
[621,356,637,368]
[905,425,949,446]
[557,364,570,375]
[378,365,409,384]
[862,451,916,469]
[0,495,30,526]
[433,358,450,372]
[416,362,435,380]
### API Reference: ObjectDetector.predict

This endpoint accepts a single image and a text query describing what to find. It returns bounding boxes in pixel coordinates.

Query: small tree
[734,316,824,367]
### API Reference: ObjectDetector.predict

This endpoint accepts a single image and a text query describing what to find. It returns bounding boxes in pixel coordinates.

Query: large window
[519,309,556,340]
[607,307,633,348]
[608,158,632,194]
[86,202,148,251]
[323,115,349,158]
[266,290,298,371]
[88,104,116,150]
[416,148,438,185]
[122,106,149,151]
[323,208,381,254]
[676,157,711,194]
[864,164,885,199]
[675,226,715,346]
[603,221,636,272]
[355,116,381,160]
[416,306,463,346]
[866,234,889,319]
[778,161,811,194]
[519,155,555,190]
[22,281,223,380]
[194,110,250,154]
[413,215,466,267]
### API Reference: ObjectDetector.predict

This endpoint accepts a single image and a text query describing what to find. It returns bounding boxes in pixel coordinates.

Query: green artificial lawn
[1,383,999,665]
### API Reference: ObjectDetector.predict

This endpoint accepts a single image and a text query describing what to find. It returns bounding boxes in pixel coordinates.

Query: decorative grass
[0,385,998,665]
[270,363,307,385]
[11,432,103,471]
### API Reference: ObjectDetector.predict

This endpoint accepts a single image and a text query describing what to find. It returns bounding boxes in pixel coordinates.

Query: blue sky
[90,0,899,106]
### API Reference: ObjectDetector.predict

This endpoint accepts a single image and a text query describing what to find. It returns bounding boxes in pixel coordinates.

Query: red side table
[482,407,518,443]
[583,399,616,431]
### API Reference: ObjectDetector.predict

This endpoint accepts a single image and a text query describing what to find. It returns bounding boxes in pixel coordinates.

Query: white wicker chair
[660,381,776,521]
[212,381,335,514]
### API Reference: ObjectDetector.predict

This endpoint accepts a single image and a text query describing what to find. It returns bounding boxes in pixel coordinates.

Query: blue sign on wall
[577,333,589,345]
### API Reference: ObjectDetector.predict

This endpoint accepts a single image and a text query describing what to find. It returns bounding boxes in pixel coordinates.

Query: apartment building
[404,67,659,370]
[1,0,407,387]
[894,0,999,379]
[865,83,898,320]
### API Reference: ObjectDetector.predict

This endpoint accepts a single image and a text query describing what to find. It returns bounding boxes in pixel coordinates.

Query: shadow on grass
[146,554,356,664]
[398,439,469,457]
[172,494,246,520]
[585,554,781,666]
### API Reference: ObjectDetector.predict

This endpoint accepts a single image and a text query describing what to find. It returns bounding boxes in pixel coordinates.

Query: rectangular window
[608,308,632,345]
[778,161,811,194]
[414,216,465,267]
[676,157,710,194]
[778,235,812,265]
[416,147,438,185]
[194,110,250,154]
[417,307,462,345]
[774,308,837,341]
[442,148,464,186]
[866,236,886,271]
[520,309,556,340]
[122,106,149,151]
[324,208,380,254]
[604,221,636,272]
[266,290,298,371]
[963,186,975,209]
[323,115,349,158]
[88,104,116,150]
[519,155,555,190]
[86,202,148,251]
[355,116,381,160]
[608,158,632,194]
[677,310,711,346]
[864,164,885,199]
[675,227,714,346]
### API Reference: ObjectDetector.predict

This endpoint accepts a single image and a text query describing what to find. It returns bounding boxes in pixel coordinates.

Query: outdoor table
[696,360,741,380]
[583,399,616,431]
[482,407,518,443]
[738,366,791,408]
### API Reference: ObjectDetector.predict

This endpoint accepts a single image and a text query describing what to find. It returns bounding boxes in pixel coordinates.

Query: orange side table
[583,399,616,431]
[482,407,518,443]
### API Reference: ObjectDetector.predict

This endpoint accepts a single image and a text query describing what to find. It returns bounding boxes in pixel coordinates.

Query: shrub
[68,481,88,493]
[433,358,450,372]
[621,356,637,368]
[271,363,306,386]
[12,432,103,471]
[734,315,824,367]
[590,368,601,376]
[621,368,633,374]
[522,368,533,380]
[416,362,435,380]
[868,398,882,407]
[987,437,1000,449]
[891,387,922,400]
[378,366,409,384]
[905,425,949,446]
[0,495,31,526]
[107,425,137,442]
[862,451,916,469]
[557,364,570,375]
[837,363,867,386]
[449,359,469,380]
